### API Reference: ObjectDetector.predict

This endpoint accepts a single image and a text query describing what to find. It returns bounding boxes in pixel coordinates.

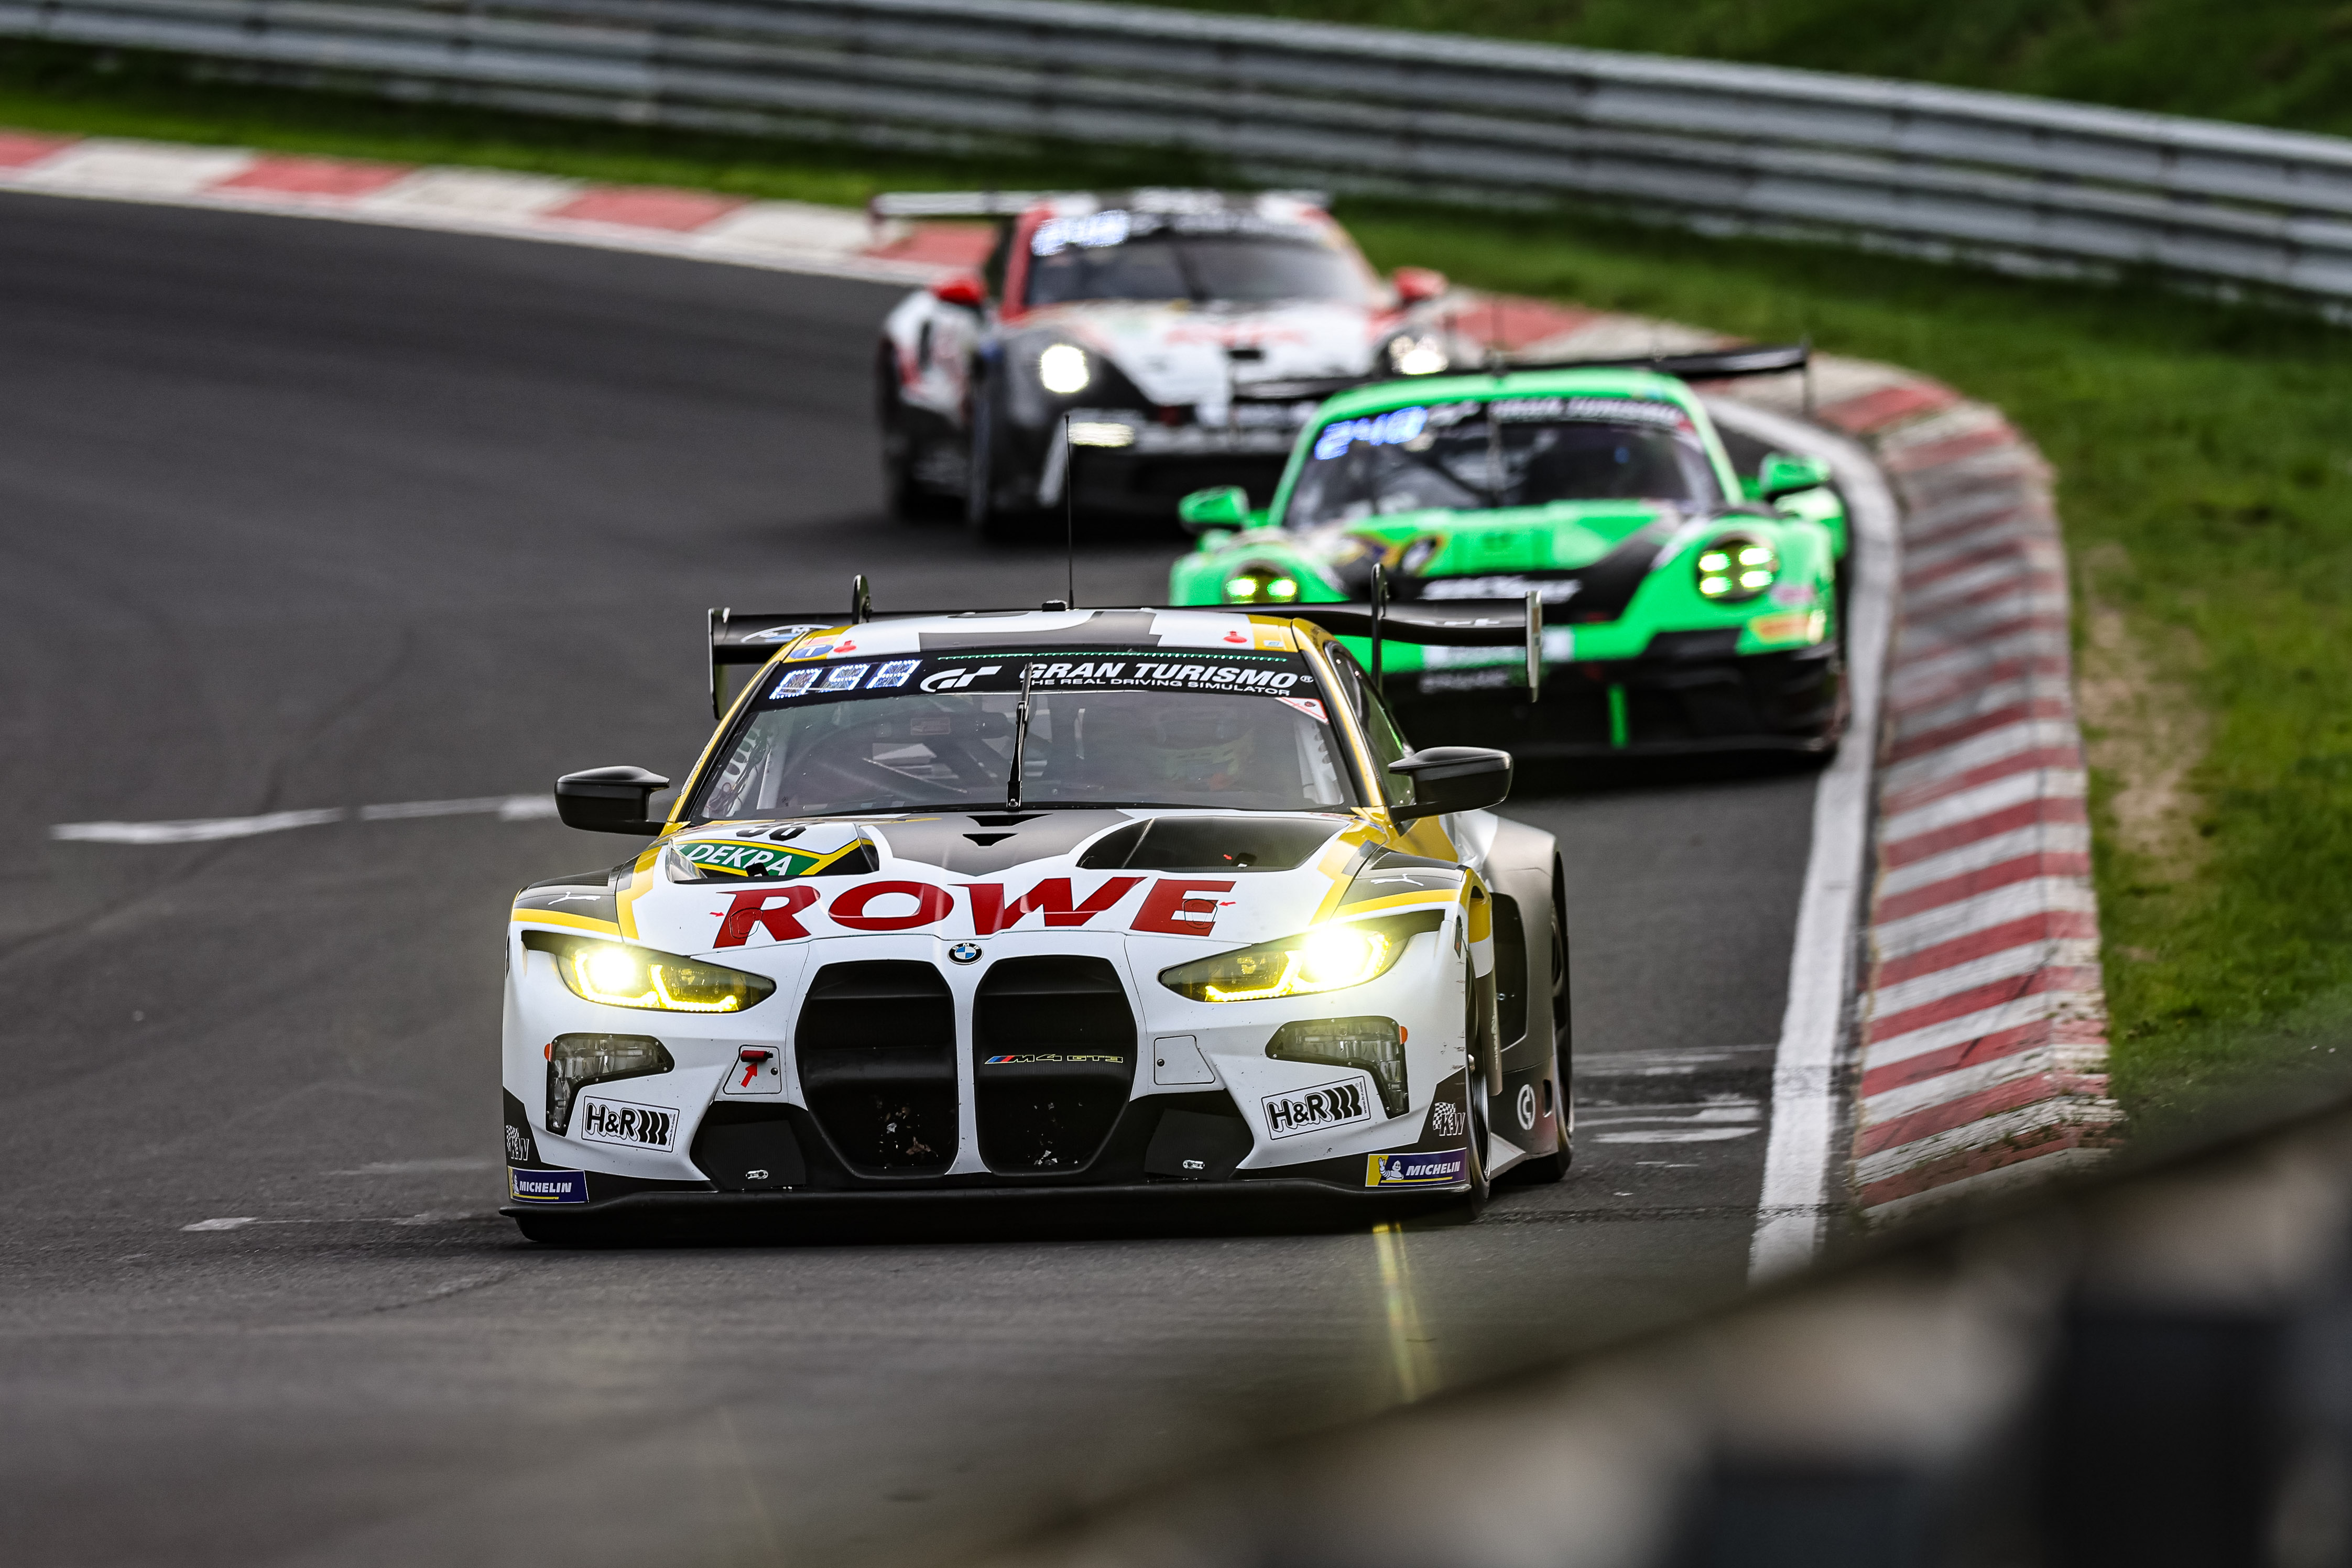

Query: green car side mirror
[1179,485,1256,535]
[1757,451,1833,500]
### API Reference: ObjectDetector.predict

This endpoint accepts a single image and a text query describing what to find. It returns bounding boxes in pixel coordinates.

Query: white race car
[500,598,1571,1239]
[872,189,1462,536]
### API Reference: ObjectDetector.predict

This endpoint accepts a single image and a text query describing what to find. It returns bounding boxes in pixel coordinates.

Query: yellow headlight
[521,931,775,1014]
[1159,911,1445,1003]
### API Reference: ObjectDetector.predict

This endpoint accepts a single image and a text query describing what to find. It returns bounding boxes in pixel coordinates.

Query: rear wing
[1245,341,1810,406]
[1290,570,1542,692]
[1505,341,1809,380]
[707,575,1544,717]
[867,188,1334,221]
[868,191,1057,220]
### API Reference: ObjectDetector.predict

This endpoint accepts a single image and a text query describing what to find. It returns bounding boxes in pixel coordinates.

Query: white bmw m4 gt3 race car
[872,189,1462,536]
[500,598,1571,1239]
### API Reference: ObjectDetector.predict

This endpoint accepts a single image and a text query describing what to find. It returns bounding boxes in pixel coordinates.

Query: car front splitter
[503,1175,1471,1228]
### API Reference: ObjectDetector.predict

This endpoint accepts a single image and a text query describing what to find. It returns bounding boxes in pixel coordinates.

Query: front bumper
[1044,407,1312,516]
[503,926,1477,1228]
[1391,639,1845,756]
[1066,437,1293,515]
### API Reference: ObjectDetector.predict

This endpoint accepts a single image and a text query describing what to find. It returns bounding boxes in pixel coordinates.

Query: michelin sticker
[1365,1150,1467,1187]
[509,1168,589,1204]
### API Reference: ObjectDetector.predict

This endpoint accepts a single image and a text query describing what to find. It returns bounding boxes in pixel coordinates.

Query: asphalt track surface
[0,192,1820,1567]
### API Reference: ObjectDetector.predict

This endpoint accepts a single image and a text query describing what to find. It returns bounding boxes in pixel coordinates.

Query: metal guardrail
[979,1090,2352,1568]
[7,0,2352,301]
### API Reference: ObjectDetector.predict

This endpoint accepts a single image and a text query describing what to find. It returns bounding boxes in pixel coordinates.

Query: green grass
[5,43,2351,1136]
[1151,0,2352,138]
[1335,206,2352,1138]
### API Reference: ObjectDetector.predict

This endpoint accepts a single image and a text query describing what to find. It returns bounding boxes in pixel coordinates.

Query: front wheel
[964,377,1039,542]
[1456,987,1495,1217]
[875,346,958,524]
[1501,867,1573,1185]
[1458,1096,1493,1217]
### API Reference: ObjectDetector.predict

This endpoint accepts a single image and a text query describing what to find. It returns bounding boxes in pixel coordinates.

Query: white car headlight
[1038,343,1092,395]
[1387,335,1449,376]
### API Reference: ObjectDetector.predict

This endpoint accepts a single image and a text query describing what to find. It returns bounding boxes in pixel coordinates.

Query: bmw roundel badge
[948,942,983,965]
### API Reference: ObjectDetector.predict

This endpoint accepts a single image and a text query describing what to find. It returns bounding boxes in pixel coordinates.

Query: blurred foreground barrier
[9,0,2352,304]
[982,1101,2352,1568]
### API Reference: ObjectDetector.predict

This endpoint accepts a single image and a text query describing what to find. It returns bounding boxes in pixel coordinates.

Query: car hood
[515,808,1484,979]
[1023,300,1388,411]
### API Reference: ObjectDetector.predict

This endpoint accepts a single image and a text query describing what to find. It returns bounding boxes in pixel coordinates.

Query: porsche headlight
[1224,564,1300,604]
[1160,911,1444,1002]
[1038,343,1092,396]
[1695,533,1780,603]
[521,931,775,1013]
[1387,335,1449,376]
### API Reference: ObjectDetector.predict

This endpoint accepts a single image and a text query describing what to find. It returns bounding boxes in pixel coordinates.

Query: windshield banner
[761,650,1315,708]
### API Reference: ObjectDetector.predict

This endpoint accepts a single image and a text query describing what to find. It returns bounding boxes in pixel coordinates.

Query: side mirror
[929,272,986,309]
[1757,451,1833,500]
[1392,266,1449,304]
[1387,746,1512,822]
[555,766,671,835]
[1178,485,1256,535]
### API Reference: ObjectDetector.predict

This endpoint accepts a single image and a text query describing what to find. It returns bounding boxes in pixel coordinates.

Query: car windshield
[1285,395,1724,528]
[1022,208,1369,308]
[692,648,1354,819]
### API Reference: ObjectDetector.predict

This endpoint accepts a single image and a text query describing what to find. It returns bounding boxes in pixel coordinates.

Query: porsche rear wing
[706,577,1543,716]
[868,188,1334,222]
[1242,340,1811,404]
[1507,340,1809,380]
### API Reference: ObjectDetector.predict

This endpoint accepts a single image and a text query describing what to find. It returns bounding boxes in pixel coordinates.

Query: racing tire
[1552,857,1575,1171]
[964,374,1038,543]
[1460,1095,1493,1218]
[876,346,957,524]
[1500,864,1573,1185]
[1455,987,1495,1218]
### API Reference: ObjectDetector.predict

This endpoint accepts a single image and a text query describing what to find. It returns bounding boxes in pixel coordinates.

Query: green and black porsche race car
[1167,349,1847,756]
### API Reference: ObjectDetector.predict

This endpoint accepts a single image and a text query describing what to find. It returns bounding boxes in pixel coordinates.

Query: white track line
[52,793,557,843]
[1706,399,1899,1282]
